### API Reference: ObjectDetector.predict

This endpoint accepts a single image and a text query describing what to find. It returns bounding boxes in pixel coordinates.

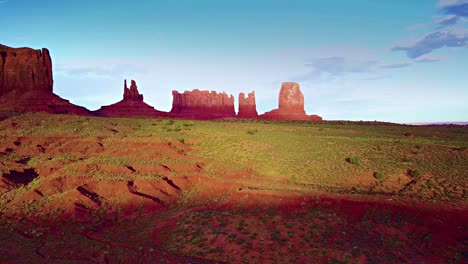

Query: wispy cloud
[393,1,468,58]
[305,57,377,75]
[415,55,447,63]
[380,62,412,69]
[434,14,461,26]
[380,55,446,69]
[434,0,468,26]
[439,0,468,16]
[284,45,380,82]
[392,28,468,58]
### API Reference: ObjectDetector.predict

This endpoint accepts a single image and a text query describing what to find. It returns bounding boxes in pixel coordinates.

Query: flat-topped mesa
[0,44,90,115]
[260,82,322,121]
[95,79,166,117]
[0,44,53,96]
[123,79,144,101]
[170,89,236,119]
[238,91,258,118]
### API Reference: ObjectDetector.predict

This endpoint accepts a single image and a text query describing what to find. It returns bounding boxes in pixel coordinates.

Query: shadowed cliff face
[0,44,53,96]
[0,44,90,115]
[170,89,236,119]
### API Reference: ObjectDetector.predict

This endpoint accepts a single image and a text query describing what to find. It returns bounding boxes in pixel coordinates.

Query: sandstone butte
[170,89,236,119]
[238,91,258,118]
[0,44,322,121]
[95,79,167,117]
[260,82,323,121]
[0,44,90,115]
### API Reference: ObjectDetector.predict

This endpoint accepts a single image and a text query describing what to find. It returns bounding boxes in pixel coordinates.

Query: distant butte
[95,79,166,117]
[260,82,322,121]
[0,43,323,121]
[0,44,90,115]
[170,90,236,120]
[238,91,258,118]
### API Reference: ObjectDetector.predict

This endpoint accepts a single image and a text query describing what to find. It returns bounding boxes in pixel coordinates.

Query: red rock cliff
[238,91,258,118]
[260,82,322,121]
[95,79,166,117]
[171,89,236,119]
[0,44,53,96]
[0,44,90,115]
[278,82,306,115]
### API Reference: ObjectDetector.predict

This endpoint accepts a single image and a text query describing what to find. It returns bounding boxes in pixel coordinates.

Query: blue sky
[1,0,467,122]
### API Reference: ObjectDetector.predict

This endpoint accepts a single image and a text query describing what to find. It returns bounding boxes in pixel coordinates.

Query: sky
[1,0,467,122]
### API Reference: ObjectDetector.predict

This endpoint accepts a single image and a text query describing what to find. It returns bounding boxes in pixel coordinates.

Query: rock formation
[0,44,53,96]
[123,80,143,101]
[238,91,258,118]
[170,90,236,119]
[278,82,306,115]
[260,82,322,121]
[0,44,324,120]
[95,79,166,117]
[0,44,90,115]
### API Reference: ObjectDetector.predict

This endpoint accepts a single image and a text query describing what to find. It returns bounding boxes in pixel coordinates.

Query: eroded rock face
[278,82,306,115]
[0,44,53,96]
[95,79,166,117]
[0,44,90,115]
[170,89,236,119]
[238,91,258,118]
[123,79,144,101]
[260,82,322,121]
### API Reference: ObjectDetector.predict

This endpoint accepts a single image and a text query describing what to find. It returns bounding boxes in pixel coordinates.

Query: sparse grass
[2,113,466,201]
[374,172,384,180]
[347,156,361,166]
[409,169,422,178]
[0,113,467,263]
[246,128,258,135]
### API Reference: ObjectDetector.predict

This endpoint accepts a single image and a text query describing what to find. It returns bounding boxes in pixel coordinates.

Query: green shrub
[346,156,361,165]
[246,129,258,135]
[410,169,422,177]
[374,172,384,180]
[165,119,175,126]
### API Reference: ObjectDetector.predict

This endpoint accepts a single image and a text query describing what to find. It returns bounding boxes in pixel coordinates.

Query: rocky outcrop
[278,82,306,115]
[0,44,90,115]
[170,90,236,119]
[95,79,166,117]
[0,44,324,120]
[123,79,143,101]
[0,44,53,96]
[260,82,322,121]
[238,91,258,118]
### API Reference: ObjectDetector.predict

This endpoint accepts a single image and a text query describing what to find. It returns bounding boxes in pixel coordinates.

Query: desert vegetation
[0,112,467,263]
